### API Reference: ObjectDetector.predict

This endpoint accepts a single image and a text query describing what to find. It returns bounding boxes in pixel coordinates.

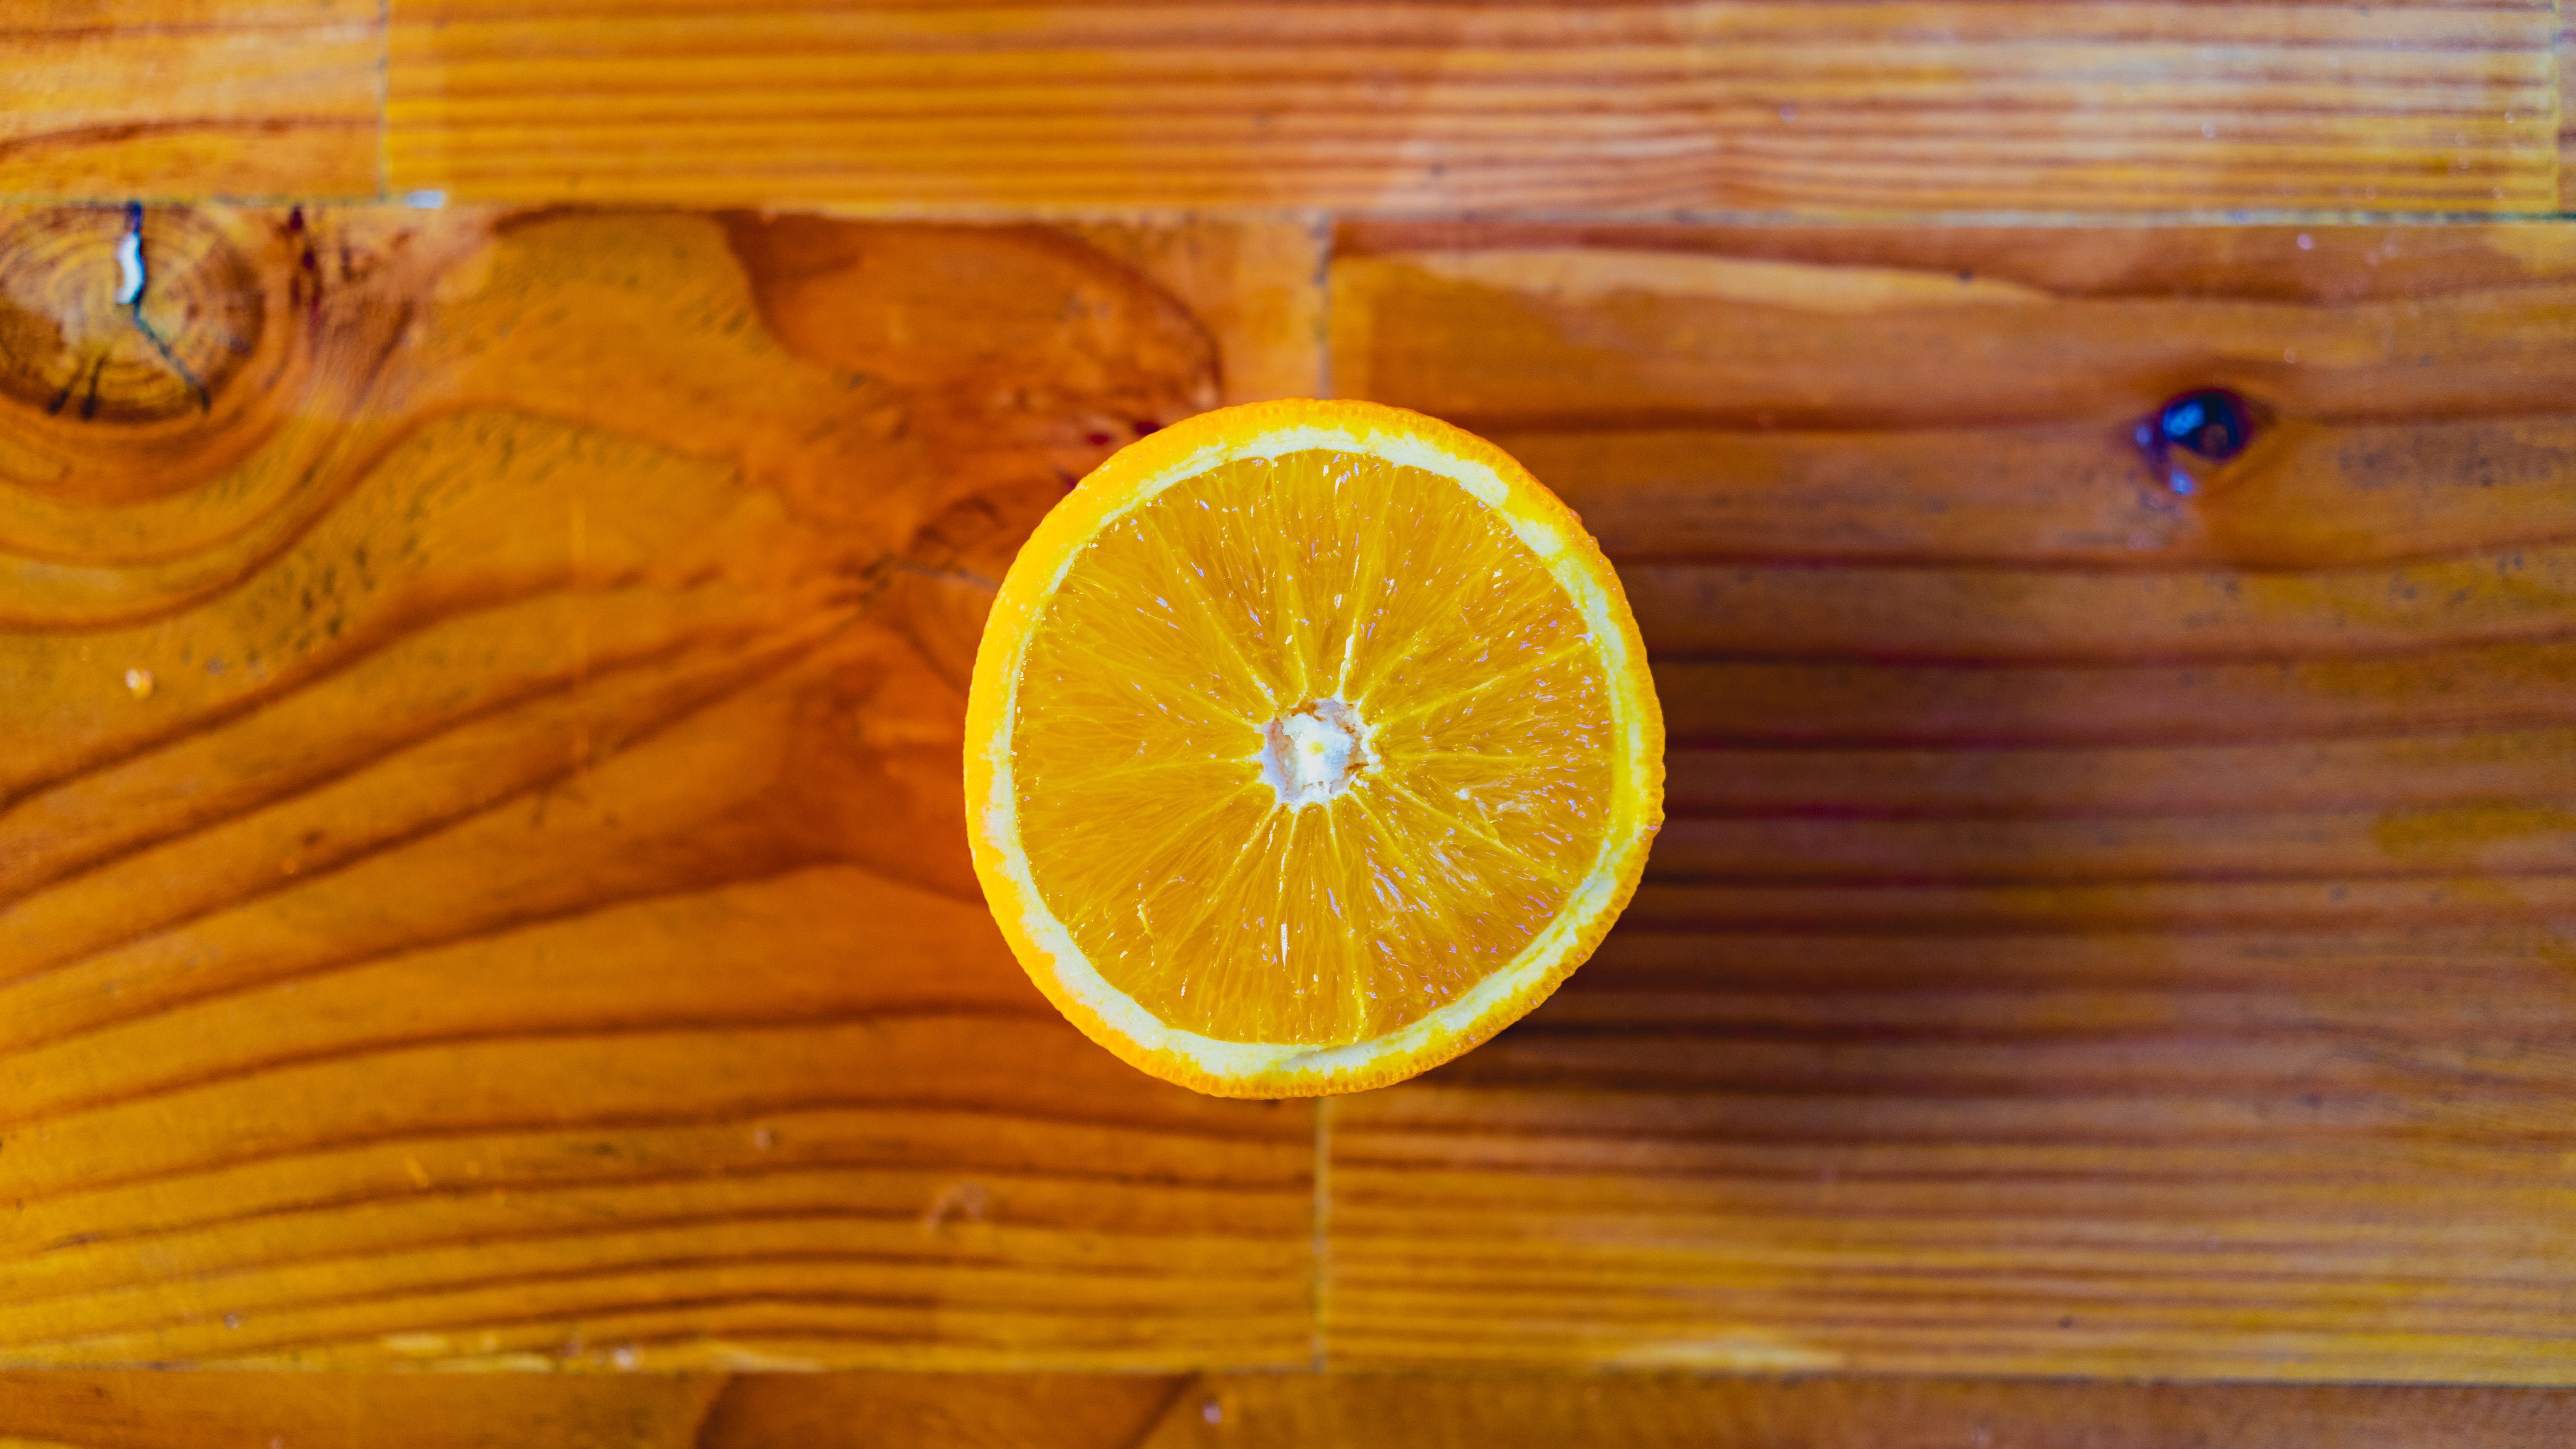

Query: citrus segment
[967,400,1661,1096]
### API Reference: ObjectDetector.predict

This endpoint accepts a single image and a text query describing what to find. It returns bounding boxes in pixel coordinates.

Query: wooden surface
[380,0,2563,213]
[9,1372,2576,1448]
[1324,222,2576,1381]
[0,1370,727,1449]
[0,1,381,199]
[11,0,2576,1391]
[0,206,1318,1369]
[7,2,2569,214]
[2560,8,2575,209]
[9,204,2576,1380]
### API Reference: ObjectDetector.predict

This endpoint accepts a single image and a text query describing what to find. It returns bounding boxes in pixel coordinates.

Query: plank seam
[378,0,394,203]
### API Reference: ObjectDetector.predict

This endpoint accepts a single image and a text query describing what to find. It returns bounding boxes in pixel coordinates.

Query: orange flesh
[1009,448,1615,1046]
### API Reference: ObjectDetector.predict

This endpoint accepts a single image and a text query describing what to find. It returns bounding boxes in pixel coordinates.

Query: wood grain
[700,1372,1187,1449]
[0,204,1318,1369]
[383,1,2562,215]
[0,2,381,200]
[1141,1375,2576,1449]
[1324,220,2576,1380]
[2559,7,2574,212]
[0,1370,727,1449]
[5,1371,2573,1447]
[1068,222,1328,409]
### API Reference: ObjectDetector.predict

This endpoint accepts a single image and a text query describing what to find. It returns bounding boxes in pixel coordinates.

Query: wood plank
[0,205,1314,1369]
[0,1372,725,1449]
[385,1,2560,215]
[0,2,382,200]
[1333,222,2576,439]
[1323,220,2576,1380]
[2560,9,2575,211]
[9,1371,2571,1448]
[0,1370,1180,1449]
[1140,1375,2576,1449]
[700,1372,1187,1449]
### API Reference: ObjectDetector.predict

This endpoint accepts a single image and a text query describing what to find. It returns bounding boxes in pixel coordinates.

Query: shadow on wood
[1326,219,2576,1381]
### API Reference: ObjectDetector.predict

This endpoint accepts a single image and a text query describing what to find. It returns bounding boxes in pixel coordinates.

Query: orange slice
[964,399,1663,1096]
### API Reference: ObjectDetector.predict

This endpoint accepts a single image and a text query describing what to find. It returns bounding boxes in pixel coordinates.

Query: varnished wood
[1333,223,2576,437]
[12,3,2562,216]
[1140,1376,2576,1449]
[5,1371,2571,1447]
[1067,223,1328,409]
[700,1372,1186,1449]
[2562,16,2576,212]
[1324,220,2576,1381]
[382,1,2562,215]
[0,1370,726,1448]
[5,148,2575,1394]
[0,205,1320,1369]
[0,2,381,200]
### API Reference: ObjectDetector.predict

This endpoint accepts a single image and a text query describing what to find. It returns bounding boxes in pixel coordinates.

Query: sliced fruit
[965,398,1662,1097]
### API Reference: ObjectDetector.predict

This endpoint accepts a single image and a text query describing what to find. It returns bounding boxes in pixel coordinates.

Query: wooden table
[5,4,2575,1443]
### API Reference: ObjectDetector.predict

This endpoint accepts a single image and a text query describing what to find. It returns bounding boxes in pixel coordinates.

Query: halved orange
[964,399,1662,1097]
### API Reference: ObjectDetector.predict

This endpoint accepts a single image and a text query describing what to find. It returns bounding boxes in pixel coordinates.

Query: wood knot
[0,205,264,423]
[2135,388,2262,497]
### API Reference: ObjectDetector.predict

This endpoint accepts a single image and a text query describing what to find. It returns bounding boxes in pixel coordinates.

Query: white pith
[1258,697,1374,806]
